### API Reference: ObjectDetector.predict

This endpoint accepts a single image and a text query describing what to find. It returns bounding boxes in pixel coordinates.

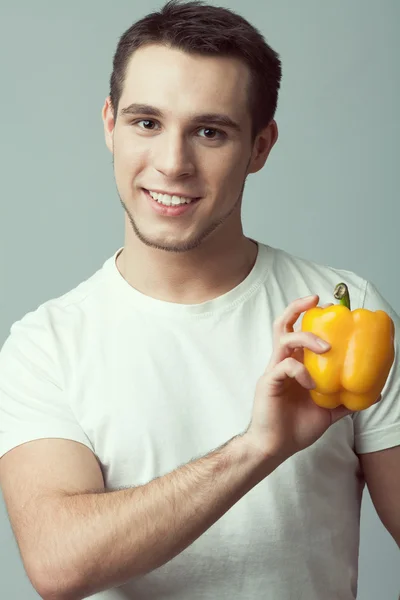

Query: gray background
[0,0,399,598]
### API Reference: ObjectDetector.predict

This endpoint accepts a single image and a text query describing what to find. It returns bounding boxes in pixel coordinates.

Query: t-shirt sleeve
[353,280,400,454]
[0,307,94,460]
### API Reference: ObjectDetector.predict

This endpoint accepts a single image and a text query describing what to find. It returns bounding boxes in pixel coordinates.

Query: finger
[270,331,331,367]
[266,357,315,394]
[273,295,319,342]
[292,346,304,364]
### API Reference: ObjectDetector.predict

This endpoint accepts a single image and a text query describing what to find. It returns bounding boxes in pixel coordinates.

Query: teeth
[149,191,194,206]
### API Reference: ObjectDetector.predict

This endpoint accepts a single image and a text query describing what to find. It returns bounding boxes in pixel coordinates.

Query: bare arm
[359,445,400,547]
[1,295,353,600]
[35,434,275,600]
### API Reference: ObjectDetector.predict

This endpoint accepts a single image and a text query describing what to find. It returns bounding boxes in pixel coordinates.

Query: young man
[0,1,399,599]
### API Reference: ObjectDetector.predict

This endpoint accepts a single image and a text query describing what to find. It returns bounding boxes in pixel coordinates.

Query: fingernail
[317,340,331,350]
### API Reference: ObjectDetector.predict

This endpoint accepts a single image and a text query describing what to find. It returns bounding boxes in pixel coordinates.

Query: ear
[102,96,115,154]
[247,120,279,175]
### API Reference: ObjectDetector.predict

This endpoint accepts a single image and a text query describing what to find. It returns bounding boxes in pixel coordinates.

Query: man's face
[104,44,266,253]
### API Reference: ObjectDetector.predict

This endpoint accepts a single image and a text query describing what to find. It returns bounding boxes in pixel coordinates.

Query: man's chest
[70,322,268,485]
[68,311,358,490]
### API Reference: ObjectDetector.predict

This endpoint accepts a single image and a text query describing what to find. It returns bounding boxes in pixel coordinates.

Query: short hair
[109,0,282,141]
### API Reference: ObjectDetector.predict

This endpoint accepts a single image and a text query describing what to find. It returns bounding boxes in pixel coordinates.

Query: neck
[116,233,258,305]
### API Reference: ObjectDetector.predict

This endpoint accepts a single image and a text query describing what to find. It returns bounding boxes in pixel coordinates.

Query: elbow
[35,584,85,600]
[32,564,85,600]
[392,528,400,549]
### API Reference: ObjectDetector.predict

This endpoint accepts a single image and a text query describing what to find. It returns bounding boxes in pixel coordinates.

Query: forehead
[121,44,251,122]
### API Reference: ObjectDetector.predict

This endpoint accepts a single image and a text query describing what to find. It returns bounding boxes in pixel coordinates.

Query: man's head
[102,0,281,254]
[110,0,281,143]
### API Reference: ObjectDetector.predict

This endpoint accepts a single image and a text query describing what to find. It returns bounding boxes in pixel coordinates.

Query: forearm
[36,434,280,600]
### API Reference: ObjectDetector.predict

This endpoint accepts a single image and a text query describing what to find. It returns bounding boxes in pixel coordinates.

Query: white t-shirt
[0,241,399,600]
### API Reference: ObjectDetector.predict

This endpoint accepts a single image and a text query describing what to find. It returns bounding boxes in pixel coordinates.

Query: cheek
[114,128,148,170]
[112,139,144,196]
[209,149,248,192]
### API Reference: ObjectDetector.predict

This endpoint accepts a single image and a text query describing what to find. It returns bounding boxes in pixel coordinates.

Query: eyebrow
[119,103,242,133]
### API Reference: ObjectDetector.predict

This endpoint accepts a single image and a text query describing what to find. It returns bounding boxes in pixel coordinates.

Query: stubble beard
[114,170,249,254]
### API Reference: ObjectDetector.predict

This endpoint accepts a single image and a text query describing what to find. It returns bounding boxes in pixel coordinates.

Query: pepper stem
[333,282,351,310]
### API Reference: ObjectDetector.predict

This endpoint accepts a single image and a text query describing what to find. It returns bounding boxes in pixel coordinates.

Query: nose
[153,130,195,179]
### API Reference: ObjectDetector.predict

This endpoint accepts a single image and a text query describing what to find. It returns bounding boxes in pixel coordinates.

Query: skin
[0,43,397,600]
[102,44,278,304]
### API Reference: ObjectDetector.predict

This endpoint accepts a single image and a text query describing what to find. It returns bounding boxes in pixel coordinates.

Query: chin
[136,232,205,253]
[122,194,223,253]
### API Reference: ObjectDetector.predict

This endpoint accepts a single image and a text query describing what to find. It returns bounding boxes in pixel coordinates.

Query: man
[0,1,399,599]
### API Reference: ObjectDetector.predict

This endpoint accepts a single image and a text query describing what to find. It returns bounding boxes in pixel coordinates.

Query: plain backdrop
[0,1,399,598]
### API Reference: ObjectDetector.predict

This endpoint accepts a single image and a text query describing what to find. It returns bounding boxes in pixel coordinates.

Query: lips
[143,188,200,217]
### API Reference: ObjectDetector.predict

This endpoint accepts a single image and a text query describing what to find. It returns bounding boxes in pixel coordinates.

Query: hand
[245,295,356,464]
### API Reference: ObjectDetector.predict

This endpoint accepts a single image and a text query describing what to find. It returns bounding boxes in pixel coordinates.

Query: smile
[146,189,200,206]
[143,189,201,217]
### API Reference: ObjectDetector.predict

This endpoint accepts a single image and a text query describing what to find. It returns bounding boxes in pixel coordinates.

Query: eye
[198,127,225,140]
[134,119,159,130]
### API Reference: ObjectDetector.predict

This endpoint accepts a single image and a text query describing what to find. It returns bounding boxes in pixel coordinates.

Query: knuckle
[279,331,308,350]
[273,315,284,330]
[276,332,289,348]
[283,356,298,370]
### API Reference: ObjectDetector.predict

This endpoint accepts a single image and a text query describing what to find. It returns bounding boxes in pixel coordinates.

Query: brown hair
[109,0,282,141]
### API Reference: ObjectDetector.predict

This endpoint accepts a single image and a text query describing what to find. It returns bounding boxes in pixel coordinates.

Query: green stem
[333,282,351,310]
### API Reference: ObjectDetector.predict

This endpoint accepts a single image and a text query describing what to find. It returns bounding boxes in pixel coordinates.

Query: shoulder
[1,251,117,360]
[264,243,369,310]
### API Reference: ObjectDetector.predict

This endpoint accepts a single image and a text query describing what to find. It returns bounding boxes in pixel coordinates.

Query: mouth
[142,188,201,217]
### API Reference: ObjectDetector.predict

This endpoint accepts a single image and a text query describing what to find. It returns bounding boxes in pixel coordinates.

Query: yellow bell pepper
[302,282,395,411]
